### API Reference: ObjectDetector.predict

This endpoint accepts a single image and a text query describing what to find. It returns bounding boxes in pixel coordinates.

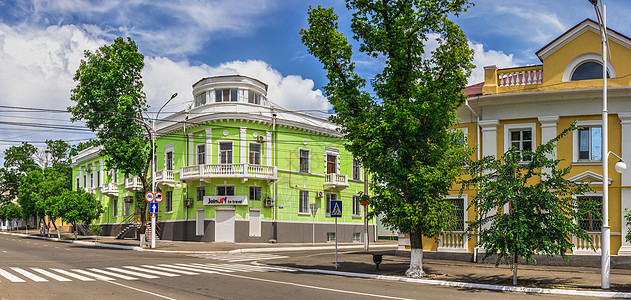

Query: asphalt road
[0,235,586,299]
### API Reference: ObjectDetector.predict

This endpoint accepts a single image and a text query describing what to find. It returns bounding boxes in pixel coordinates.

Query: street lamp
[150,92,178,249]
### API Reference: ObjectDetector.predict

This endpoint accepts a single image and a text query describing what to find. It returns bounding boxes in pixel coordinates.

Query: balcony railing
[438,231,468,253]
[497,66,543,87]
[124,176,143,192]
[101,182,119,197]
[179,163,277,183]
[324,173,349,190]
[155,170,175,187]
[573,232,601,255]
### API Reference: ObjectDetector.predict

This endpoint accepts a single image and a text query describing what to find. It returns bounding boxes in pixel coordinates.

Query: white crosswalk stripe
[0,262,294,284]
[187,253,289,262]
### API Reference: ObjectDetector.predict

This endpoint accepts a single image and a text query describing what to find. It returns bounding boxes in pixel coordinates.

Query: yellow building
[399,19,631,257]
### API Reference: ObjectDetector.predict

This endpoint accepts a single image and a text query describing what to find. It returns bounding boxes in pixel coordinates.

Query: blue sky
[0,0,630,162]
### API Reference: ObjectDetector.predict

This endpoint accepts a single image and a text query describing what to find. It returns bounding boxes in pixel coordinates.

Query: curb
[228,244,396,254]
[296,268,631,299]
[0,231,143,251]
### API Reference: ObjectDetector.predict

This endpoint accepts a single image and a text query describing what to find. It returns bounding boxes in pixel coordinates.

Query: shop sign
[203,196,248,205]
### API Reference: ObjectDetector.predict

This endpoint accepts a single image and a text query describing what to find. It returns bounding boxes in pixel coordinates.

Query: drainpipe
[272,108,278,242]
[464,97,481,263]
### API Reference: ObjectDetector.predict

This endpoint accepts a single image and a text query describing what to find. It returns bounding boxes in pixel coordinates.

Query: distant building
[72,75,375,243]
[399,19,631,256]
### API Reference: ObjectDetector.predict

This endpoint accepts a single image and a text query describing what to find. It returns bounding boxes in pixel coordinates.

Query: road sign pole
[335,217,338,270]
[312,214,315,246]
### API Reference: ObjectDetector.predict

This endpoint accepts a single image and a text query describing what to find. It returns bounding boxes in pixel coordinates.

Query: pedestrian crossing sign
[330,200,342,218]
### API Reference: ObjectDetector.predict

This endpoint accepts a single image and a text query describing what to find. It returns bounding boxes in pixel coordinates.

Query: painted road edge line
[298,268,631,299]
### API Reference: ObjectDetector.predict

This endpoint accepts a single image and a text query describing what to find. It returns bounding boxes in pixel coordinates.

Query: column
[266,130,272,165]
[479,120,499,230]
[618,113,631,255]
[240,127,247,164]
[205,128,212,164]
[188,133,193,167]
[538,116,559,176]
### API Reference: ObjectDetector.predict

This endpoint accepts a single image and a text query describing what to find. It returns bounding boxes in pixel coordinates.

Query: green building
[71,75,375,243]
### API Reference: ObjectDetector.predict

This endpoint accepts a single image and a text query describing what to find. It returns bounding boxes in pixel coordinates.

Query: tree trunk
[513,252,518,285]
[405,232,426,277]
[52,220,60,238]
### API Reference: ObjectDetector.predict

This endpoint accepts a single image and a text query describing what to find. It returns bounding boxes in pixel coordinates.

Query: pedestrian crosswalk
[0,263,295,283]
[187,253,289,262]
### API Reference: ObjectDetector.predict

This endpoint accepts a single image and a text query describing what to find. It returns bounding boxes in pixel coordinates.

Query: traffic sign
[150,202,159,214]
[145,192,154,202]
[309,203,318,218]
[155,192,163,203]
[330,200,342,218]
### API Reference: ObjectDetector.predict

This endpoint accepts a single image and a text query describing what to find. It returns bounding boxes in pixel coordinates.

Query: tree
[0,202,22,230]
[461,124,597,285]
[300,1,473,277]
[625,210,631,244]
[68,37,150,243]
[53,190,104,240]
[0,142,38,204]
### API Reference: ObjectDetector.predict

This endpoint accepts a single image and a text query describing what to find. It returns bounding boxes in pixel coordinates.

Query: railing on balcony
[573,232,601,255]
[124,176,143,192]
[438,231,468,252]
[155,170,174,187]
[101,182,119,197]
[497,66,543,87]
[324,173,349,190]
[180,163,277,183]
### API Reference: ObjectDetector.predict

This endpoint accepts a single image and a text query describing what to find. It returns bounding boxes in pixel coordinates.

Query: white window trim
[196,143,206,165]
[455,127,469,145]
[298,190,309,214]
[504,123,537,159]
[249,185,262,201]
[217,140,234,164]
[299,148,310,173]
[249,142,262,165]
[572,120,602,163]
[562,53,616,82]
[572,192,602,231]
[445,194,468,231]
[325,148,340,174]
[164,143,174,170]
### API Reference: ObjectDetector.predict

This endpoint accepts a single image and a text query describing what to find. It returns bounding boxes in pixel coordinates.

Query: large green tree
[0,142,38,204]
[461,125,597,285]
[300,1,473,277]
[53,190,104,240]
[68,37,151,243]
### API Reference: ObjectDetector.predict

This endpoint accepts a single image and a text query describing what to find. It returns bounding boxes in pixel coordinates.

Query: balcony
[155,170,175,188]
[324,173,348,191]
[438,231,468,253]
[101,182,119,197]
[573,232,601,255]
[124,176,143,192]
[179,164,277,184]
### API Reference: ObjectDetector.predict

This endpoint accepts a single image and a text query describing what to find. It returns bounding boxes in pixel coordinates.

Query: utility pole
[364,168,369,251]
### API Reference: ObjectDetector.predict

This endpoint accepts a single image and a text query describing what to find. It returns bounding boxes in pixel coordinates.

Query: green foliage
[300,1,474,243]
[0,142,39,203]
[53,190,104,227]
[0,202,22,222]
[90,224,102,236]
[462,124,596,283]
[625,210,631,244]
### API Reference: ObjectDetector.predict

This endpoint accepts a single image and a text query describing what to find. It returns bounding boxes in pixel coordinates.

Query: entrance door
[215,209,235,242]
[249,209,261,237]
[196,208,205,236]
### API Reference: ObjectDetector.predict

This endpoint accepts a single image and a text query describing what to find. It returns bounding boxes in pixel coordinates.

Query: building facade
[72,75,375,243]
[399,19,631,256]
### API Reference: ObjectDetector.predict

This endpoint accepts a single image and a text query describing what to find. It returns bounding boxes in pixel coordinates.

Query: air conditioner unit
[264,198,274,207]
[184,198,194,208]
[257,135,266,143]
[316,191,324,198]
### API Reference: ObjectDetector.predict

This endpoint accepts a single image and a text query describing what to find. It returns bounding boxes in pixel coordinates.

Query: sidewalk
[3,229,631,298]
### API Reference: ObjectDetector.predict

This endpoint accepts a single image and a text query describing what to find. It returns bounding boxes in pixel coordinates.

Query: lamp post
[151,92,178,249]
[588,0,628,289]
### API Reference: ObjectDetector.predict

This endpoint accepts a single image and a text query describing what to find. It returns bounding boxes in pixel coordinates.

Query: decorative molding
[568,170,613,185]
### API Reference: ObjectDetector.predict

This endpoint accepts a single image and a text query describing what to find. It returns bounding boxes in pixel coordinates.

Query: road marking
[30,268,71,282]
[187,263,236,272]
[162,264,219,274]
[107,281,177,300]
[88,268,138,280]
[188,253,288,262]
[11,267,47,282]
[51,268,95,281]
[0,268,25,282]
[106,267,159,279]
[123,266,180,277]
[141,265,199,275]
[71,269,114,281]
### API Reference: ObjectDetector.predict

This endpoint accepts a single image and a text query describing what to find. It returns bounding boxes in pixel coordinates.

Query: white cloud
[468,42,517,85]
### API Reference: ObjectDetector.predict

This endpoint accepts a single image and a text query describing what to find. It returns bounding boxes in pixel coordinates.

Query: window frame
[352,195,361,216]
[572,121,603,163]
[576,193,602,232]
[218,141,233,164]
[217,185,235,196]
[352,159,361,180]
[326,193,337,216]
[503,123,536,163]
[196,186,205,202]
[113,198,118,217]
[165,151,174,171]
[194,92,207,107]
[197,144,206,165]
[299,190,309,213]
[444,195,467,232]
[299,149,310,173]
[326,154,337,174]
[249,186,262,201]
[165,190,173,212]
[249,143,262,165]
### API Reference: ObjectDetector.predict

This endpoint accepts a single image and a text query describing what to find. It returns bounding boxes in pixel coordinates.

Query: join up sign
[203,196,248,206]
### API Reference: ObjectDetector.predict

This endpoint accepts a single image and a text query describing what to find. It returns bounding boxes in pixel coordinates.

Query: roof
[463,82,484,98]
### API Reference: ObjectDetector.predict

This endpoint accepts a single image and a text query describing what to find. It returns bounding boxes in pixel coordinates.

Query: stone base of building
[100,221,376,244]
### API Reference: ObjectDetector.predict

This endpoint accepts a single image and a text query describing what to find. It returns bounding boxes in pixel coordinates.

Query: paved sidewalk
[3,229,631,298]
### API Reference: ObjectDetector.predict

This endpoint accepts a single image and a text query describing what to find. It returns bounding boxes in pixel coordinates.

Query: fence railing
[438,231,468,252]
[180,164,277,181]
[497,66,543,87]
[573,232,601,255]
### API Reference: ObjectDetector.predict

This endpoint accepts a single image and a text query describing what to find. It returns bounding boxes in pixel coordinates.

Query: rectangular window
[166,151,173,170]
[353,232,361,242]
[197,144,206,165]
[123,198,131,217]
[448,198,465,231]
[112,169,118,183]
[113,198,118,217]
[510,129,532,161]
[578,127,602,160]
[352,195,361,216]
[248,92,261,105]
[299,150,310,173]
[220,142,233,164]
[223,89,230,102]
[578,196,602,231]
[327,232,336,242]
[165,191,173,212]
[76,178,80,190]
[230,89,238,102]
[90,173,94,188]
[217,186,235,196]
[326,193,337,215]
[83,175,86,188]
[215,90,222,102]
[326,154,337,174]
[249,186,261,201]
[195,92,206,107]
[249,143,261,165]
[96,171,100,187]
[196,186,205,202]
[299,190,309,213]
[352,159,361,180]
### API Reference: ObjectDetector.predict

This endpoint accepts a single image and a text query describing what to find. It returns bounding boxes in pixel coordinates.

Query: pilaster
[617,112,631,255]
[240,127,247,164]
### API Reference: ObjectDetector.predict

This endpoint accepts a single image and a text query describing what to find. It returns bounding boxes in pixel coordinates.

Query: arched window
[571,61,610,81]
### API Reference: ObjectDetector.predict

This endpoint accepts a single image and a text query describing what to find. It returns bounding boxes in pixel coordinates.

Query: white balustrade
[180,163,277,182]
[573,233,601,255]
[438,231,468,252]
[498,68,543,87]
